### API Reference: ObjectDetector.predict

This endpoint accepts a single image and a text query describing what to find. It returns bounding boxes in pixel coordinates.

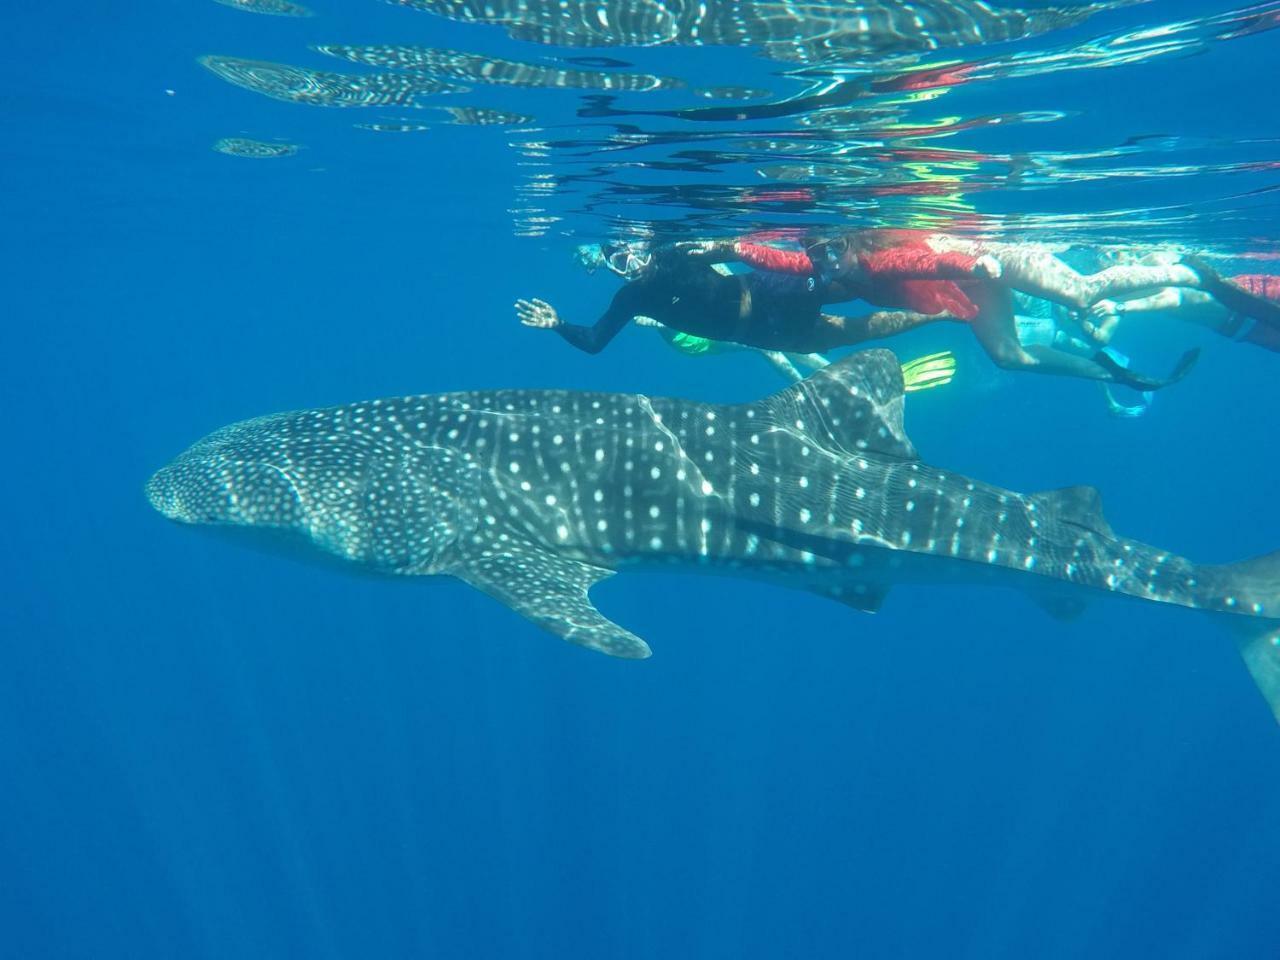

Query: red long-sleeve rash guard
[733,240,982,320]
[733,243,815,274]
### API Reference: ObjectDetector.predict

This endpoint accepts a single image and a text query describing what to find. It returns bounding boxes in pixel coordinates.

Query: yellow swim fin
[900,351,956,393]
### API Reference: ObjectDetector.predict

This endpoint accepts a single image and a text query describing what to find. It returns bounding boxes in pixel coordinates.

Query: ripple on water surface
[195,0,1280,248]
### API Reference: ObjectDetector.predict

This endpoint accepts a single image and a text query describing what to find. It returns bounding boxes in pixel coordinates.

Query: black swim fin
[1184,254,1280,330]
[1092,347,1200,392]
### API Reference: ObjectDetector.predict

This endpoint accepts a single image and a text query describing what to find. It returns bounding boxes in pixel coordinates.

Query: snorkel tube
[574,243,607,273]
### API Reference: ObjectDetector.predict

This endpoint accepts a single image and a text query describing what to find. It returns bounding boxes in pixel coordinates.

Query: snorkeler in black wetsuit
[516,240,938,355]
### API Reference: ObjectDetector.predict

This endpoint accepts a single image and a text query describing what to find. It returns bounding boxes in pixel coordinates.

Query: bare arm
[859,309,952,338]
[679,240,817,274]
[1083,287,1218,343]
[1092,287,1210,317]
[674,240,740,264]
[786,352,831,370]
[760,351,805,382]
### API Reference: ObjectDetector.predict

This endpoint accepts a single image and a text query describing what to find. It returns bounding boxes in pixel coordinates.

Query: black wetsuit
[556,246,831,354]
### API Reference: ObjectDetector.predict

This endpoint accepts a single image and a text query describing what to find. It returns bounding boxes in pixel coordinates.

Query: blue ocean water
[4,0,1280,956]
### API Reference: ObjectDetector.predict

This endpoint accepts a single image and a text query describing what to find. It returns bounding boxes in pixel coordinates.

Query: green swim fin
[901,351,957,393]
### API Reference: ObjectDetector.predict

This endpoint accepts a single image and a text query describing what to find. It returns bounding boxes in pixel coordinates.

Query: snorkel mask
[602,241,653,279]
[806,234,848,278]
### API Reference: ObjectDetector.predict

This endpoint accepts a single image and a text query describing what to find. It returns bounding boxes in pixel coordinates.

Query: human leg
[967,284,1198,386]
[974,243,1201,310]
[971,284,1179,384]
[807,309,945,351]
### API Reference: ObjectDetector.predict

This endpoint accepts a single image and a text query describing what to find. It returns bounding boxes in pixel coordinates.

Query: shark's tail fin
[1210,550,1280,724]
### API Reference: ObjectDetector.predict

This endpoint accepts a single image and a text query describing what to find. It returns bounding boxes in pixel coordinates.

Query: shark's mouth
[144,466,186,522]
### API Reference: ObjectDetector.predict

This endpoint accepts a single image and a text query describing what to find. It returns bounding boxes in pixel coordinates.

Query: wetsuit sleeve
[555,289,638,355]
[734,242,814,274]
[859,247,979,280]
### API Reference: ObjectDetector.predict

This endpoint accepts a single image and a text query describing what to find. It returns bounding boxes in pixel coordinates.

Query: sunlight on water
[203,1,1280,249]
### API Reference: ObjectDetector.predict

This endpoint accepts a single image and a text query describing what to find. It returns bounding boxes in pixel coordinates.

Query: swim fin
[1098,349,1154,418]
[901,351,957,393]
[1093,347,1199,392]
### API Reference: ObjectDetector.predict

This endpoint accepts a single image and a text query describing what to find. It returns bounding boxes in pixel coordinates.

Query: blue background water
[4,1,1280,957]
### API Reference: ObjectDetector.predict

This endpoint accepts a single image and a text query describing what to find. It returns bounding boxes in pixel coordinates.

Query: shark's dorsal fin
[749,348,918,460]
[451,539,651,659]
[1029,485,1114,539]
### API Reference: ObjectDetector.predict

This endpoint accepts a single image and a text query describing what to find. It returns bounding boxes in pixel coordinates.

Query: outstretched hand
[516,298,562,330]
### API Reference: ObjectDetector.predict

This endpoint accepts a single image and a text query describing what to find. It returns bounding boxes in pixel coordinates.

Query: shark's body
[147,350,1280,723]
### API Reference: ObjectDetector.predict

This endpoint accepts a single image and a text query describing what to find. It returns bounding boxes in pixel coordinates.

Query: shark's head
[145,416,314,564]
[148,406,482,572]
[146,443,303,530]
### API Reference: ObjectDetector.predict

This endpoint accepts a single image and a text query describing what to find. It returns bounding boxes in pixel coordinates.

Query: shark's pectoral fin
[1211,549,1280,724]
[1229,618,1280,725]
[1028,594,1088,621]
[452,544,651,659]
[809,583,889,614]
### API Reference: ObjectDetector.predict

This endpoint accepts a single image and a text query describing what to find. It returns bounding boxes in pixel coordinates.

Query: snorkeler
[1088,260,1280,353]
[516,240,943,355]
[1014,296,1155,418]
[712,230,1202,391]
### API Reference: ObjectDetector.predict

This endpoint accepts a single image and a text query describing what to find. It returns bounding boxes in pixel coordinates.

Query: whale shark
[146,350,1280,723]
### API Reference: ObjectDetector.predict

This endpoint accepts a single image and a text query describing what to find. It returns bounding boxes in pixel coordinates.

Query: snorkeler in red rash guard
[717,230,1204,390]
[726,234,994,319]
